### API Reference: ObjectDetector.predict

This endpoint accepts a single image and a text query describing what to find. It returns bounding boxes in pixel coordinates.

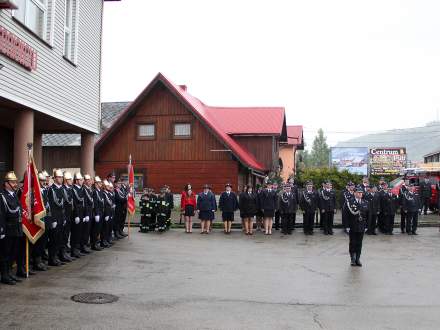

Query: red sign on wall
[0,25,37,71]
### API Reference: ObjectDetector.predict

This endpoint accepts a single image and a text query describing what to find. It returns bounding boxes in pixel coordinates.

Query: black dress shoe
[48,259,61,267]
[92,244,102,251]
[34,263,48,271]
[1,277,16,285]
[119,230,128,237]
[10,273,23,281]
[412,232,418,235]
[80,247,91,254]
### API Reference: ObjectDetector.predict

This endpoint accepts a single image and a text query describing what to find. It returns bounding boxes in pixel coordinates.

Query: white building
[0,0,119,179]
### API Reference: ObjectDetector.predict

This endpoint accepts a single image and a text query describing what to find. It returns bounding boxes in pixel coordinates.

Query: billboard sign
[330,147,369,175]
[369,148,407,176]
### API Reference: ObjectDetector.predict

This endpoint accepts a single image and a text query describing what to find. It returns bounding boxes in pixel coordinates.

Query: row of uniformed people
[340,178,421,237]
[175,181,334,236]
[0,170,129,285]
[139,186,174,233]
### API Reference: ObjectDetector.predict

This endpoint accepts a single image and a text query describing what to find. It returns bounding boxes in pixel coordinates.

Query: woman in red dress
[181,184,197,233]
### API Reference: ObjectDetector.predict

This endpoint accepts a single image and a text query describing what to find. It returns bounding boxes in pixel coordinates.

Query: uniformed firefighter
[364,185,380,235]
[71,172,86,258]
[147,188,158,231]
[81,174,94,254]
[102,180,115,246]
[379,183,398,235]
[61,172,74,262]
[277,183,297,235]
[46,170,65,267]
[0,172,23,285]
[139,188,149,233]
[398,181,408,233]
[319,180,336,235]
[401,184,421,235]
[91,176,105,250]
[32,172,50,271]
[114,179,127,239]
[156,187,171,232]
[300,181,319,235]
[341,182,355,234]
[346,187,368,267]
[164,185,174,230]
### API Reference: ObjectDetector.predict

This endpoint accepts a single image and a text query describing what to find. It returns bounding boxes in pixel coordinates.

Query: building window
[173,123,191,138]
[14,0,47,39]
[137,124,155,139]
[63,0,79,63]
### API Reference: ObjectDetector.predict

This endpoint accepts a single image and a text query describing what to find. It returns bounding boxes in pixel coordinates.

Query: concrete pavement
[0,228,440,329]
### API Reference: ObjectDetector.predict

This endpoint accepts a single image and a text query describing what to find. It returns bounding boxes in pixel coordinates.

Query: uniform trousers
[349,231,364,254]
[400,211,407,232]
[303,211,315,233]
[406,212,418,233]
[367,213,377,234]
[321,210,334,234]
[281,213,294,234]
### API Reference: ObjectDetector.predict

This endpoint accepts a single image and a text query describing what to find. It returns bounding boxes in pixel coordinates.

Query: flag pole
[26,143,32,279]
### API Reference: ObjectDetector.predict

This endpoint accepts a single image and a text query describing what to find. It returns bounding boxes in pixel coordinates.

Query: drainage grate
[71,292,119,304]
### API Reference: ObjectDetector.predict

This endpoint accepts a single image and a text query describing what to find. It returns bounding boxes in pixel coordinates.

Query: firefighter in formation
[139,186,173,233]
[0,170,129,285]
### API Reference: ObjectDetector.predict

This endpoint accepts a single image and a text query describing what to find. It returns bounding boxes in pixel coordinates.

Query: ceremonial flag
[127,155,136,215]
[21,152,46,244]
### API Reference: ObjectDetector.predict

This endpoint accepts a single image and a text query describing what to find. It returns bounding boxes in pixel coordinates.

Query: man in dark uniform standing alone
[419,177,432,215]
[401,184,421,235]
[346,187,368,267]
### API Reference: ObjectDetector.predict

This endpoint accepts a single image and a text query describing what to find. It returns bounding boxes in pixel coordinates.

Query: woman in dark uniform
[259,182,278,235]
[181,184,197,233]
[239,185,258,235]
[197,184,217,234]
[219,183,239,234]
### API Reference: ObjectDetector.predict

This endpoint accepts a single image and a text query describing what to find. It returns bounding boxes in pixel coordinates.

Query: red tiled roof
[286,125,303,146]
[96,73,286,172]
[204,107,285,135]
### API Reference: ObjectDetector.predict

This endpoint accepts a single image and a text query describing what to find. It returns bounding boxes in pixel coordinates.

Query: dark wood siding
[232,136,275,170]
[43,146,81,171]
[95,160,238,193]
[96,84,231,163]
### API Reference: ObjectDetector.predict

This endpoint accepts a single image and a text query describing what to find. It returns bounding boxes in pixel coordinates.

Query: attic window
[173,123,191,139]
[137,123,155,140]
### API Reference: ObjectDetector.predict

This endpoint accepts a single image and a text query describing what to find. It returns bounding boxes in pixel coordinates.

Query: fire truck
[389,165,440,211]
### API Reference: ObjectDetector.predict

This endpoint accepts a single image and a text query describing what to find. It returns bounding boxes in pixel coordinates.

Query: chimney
[178,85,187,92]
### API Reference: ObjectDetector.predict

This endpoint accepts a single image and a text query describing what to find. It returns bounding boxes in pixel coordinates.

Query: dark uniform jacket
[239,192,258,217]
[258,189,278,211]
[419,181,432,199]
[219,191,239,213]
[380,191,398,216]
[0,189,22,237]
[72,185,85,220]
[319,189,336,212]
[48,184,65,225]
[103,190,114,219]
[401,191,421,213]
[0,200,5,236]
[364,192,380,215]
[165,192,174,210]
[347,198,368,232]
[300,190,318,213]
[277,191,298,214]
[62,185,74,221]
[155,195,171,217]
[93,188,105,218]
[83,186,94,218]
[197,192,217,212]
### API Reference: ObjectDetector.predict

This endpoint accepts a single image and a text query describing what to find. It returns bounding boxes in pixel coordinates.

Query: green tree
[310,128,330,168]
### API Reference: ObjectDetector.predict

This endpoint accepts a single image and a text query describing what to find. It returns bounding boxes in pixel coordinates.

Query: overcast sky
[101,0,440,148]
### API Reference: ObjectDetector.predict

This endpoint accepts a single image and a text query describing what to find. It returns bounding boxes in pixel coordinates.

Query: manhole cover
[71,292,119,304]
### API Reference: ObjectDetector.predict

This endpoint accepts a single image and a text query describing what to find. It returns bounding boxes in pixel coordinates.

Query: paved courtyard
[1,228,440,330]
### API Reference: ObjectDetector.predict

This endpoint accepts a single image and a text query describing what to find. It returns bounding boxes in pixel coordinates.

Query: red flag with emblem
[21,153,46,244]
[127,155,136,215]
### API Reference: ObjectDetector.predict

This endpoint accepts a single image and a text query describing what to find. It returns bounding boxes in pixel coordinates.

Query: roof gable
[95,73,286,172]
